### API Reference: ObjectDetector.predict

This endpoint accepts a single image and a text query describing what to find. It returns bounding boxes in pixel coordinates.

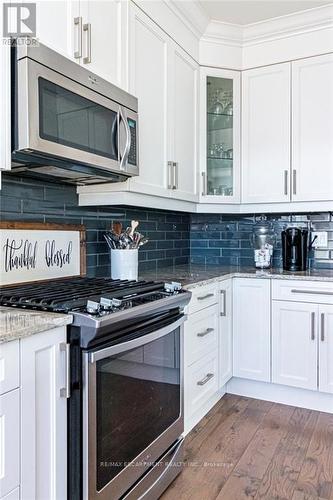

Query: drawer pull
[291,289,333,296]
[197,293,214,301]
[197,373,214,386]
[220,289,226,316]
[311,312,316,341]
[197,327,214,338]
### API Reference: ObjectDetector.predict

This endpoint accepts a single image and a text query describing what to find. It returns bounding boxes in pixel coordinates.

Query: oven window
[96,328,180,491]
[38,77,118,160]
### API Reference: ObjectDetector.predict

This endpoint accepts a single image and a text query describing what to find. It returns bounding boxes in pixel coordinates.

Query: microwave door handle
[89,315,186,363]
[119,106,131,170]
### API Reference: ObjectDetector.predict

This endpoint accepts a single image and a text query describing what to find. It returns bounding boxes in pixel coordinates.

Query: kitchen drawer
[272,280,333,305]
[185,305,218,366]
[0,341,19,396]
[0,487,19,500]
[0,390,20,498]
[187,284,218,315]
[186,353,218,417]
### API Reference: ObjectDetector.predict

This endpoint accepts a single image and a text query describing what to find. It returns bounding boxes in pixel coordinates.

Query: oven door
[82,315,185,500]
[15,57,138,175]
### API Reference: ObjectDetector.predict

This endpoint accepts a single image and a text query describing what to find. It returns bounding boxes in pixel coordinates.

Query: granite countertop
[140,264,333,289]
[0,307,73,344]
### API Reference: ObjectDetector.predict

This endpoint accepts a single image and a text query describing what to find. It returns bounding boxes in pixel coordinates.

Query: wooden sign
[0,222,86,286]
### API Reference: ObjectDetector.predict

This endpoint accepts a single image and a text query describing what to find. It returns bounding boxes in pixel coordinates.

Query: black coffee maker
[282,227,309,271]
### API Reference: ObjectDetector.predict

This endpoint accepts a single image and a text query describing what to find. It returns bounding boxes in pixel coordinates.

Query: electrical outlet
[312,231,328,248]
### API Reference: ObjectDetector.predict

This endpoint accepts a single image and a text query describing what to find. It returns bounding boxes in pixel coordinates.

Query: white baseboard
[227,377,333,414]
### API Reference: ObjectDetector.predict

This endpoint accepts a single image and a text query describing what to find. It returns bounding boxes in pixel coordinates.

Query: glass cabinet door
[201,69,240,202]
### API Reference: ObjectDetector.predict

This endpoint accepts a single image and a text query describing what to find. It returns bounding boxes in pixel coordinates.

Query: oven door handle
[89,315,186,363]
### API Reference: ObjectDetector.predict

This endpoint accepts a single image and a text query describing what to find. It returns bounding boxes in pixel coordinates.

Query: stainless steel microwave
[11,43,139,185]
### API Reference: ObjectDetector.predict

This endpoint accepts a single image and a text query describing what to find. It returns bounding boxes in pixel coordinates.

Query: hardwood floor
[160,394,333,500]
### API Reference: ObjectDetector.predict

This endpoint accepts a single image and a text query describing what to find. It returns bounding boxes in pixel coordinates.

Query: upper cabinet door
[169,43,198,202]
[242,63,291,203]
[200,67,241,203]
[127,5,170,197]
[79,0,127,87]
[292,54,333,202]
[35,1,79,59]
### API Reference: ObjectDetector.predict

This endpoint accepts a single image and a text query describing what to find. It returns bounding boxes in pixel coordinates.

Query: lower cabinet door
[319,304,333,394]
[20,327,67,500]
[272,301,318,390]
[0,390,19,498]
[233,278,271,382]
[185,353,218,418]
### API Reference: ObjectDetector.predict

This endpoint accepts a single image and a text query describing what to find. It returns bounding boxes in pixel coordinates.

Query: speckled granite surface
[0,307,72,343]
[140,264,333,289]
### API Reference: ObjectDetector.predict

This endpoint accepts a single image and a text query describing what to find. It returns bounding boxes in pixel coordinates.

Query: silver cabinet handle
[60,343,71,399]
[201,171,207,196]
[83,22,91,64]
[197,373,214,386]
[197,293,214,301]
[197,327,214,338]
[74,17,82,59]
[321,313,325,342]
[167,161,173,189]
[291,289,333,296]
[173,162,178,190]
[293,169,297,195]
[311,312,316,341]
[220,289,226,316]
[284,170,289,196]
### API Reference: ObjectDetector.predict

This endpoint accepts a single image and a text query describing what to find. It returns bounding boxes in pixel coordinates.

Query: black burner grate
[0,277,165,313]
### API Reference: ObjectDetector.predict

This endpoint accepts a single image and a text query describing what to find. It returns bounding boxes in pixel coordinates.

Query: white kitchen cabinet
[35,1,79,59]
[168,42,198,202]
[186,352,219,418]
[0,390,20,498]
[199,66,241,203]
[0,341,19,395]
[127,5,170,198]
[20,327,68,500]
[292,54,333,202]
[35,1,127,87]
[272,301,318,390]
[127,5,198,201]
[219,280,232,386]
[79,0,127,87]
[185,304,219,366]
[233,278,270,382]
[0,14,10,173]
[319,304,333,394]
[242,63,291,203]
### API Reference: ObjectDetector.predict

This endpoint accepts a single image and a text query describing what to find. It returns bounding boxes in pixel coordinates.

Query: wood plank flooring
[160,394,333,500]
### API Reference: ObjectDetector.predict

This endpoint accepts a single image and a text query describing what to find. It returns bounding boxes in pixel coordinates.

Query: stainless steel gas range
[1,278,191,500]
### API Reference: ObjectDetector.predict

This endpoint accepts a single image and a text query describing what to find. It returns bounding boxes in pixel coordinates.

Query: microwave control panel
[127,118,137,166]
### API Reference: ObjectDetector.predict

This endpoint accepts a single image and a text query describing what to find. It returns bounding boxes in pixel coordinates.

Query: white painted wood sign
[0,223,86,286]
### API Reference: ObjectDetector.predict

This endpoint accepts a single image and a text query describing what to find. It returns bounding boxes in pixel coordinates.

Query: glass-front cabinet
[200,68,240,203]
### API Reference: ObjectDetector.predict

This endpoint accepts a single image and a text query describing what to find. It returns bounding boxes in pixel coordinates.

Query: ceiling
[199,0,332,25]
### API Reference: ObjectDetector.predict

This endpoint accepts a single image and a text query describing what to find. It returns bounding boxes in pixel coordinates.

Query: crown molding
[164,0,210,39]
[195,3,333,49]
[243,3,333,46]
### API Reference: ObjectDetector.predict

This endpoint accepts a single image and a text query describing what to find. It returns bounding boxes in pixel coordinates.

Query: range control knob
[164,282,182,293]
[100,297,113,310]
[86,300,100,315]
